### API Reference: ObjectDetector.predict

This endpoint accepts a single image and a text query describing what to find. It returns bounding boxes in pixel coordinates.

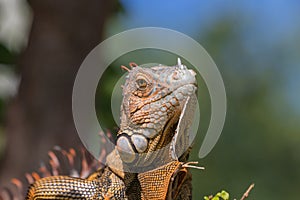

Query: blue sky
[120,0,230,36]
[119,0,300,112]
[120,0,300,38]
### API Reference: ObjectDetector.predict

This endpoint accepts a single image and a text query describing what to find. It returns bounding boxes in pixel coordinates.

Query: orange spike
[129,62,138,68]
[61,148,68,157]
[69,148,76,157]
[25,173,34,184]
[11,178,23,191]
[80,148,89,178]
[39,163,51,177]
[48,151,60,168]
[0,189,11,200]
[67,148,76,166]
[120,65,130,72]
[49,160,59,176]
[31,172,41,181]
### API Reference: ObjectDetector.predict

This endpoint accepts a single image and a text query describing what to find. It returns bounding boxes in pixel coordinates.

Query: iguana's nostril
[172,72,179,80]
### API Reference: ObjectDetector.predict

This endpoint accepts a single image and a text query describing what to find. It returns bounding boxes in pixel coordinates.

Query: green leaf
[219,190,230,199]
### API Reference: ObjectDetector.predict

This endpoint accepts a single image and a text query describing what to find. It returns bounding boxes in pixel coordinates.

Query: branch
[240,183,255,200]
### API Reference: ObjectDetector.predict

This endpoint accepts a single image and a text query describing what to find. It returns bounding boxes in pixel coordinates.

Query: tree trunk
[0,0,115,185]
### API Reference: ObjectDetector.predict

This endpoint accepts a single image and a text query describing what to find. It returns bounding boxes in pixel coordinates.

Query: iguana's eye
[136,78,148,90]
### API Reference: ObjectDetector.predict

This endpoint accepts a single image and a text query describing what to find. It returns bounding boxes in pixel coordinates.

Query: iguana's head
[116,59,197,165]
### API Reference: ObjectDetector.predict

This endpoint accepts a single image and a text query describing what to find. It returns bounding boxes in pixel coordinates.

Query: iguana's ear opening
[170,93,198,161]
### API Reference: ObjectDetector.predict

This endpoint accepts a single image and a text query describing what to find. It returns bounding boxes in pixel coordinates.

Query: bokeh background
[0,0,299,199]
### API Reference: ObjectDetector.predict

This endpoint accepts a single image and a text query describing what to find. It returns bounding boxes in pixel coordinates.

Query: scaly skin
[24,59,197,200]
[27,168,127,200]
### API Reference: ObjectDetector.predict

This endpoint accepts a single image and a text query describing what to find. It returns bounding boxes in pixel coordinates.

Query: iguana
[1,59,199,200]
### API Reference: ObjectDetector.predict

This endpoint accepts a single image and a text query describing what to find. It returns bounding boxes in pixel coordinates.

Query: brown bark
[0,0,115,184]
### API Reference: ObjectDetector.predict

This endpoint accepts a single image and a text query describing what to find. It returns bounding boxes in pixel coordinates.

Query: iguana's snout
[116,59,197,165]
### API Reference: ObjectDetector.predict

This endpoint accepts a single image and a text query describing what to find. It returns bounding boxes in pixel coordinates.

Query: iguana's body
[26,157,188,199]
[4,60,198,200]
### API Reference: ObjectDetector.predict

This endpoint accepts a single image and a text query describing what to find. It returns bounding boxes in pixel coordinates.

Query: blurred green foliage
[0,44,15,121]
[0,41,18,157]
[0,1,299,199]
[188,17,300,199]
[0,44,16,65]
